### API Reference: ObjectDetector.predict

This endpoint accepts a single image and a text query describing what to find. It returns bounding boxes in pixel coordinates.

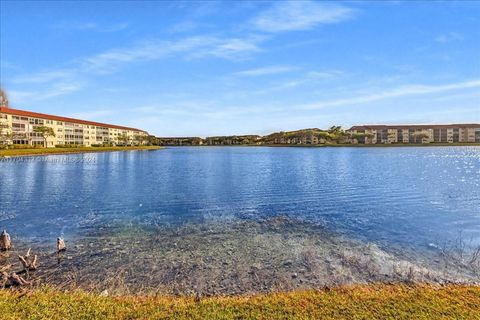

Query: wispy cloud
[300,79,480,110]
[435,32,463,43]
[81,35,264,73]
[7,81,84,103]
[234,65,298,76]
[307,70,344,79]
[10,35,266,101]
[13,70,73,84]
[55,21,129,33]
[189,36,265,60]
[252,1,355,32]
[252,70,344,94]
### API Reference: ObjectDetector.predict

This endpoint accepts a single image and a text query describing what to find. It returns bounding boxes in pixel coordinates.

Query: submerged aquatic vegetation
[1,217,478,296]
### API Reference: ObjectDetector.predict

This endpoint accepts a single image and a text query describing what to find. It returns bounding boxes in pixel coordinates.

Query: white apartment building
[347,124,480,144]
[0,106,148,147]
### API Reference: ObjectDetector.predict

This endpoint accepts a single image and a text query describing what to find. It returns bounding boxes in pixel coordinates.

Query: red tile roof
[0,107,147,133]
[348,124,480,131]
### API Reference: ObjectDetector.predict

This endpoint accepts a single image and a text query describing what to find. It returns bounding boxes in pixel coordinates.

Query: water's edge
[2,217,478,296]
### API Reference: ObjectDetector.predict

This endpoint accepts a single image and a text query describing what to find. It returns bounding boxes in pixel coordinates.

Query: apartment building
[0,106,149,147]
[347,124,480,144]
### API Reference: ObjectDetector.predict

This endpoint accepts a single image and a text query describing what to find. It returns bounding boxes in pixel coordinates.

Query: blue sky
[1,1,479,136]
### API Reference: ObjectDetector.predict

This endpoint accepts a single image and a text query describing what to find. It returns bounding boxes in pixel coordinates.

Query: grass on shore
[0,145,162,157]
[0,284,478,320]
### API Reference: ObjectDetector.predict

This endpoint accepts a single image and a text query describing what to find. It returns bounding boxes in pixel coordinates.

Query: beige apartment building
[347,124,480,144]
[0,106,148,147]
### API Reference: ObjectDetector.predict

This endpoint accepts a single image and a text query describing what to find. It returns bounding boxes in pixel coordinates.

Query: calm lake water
[1,147,479,250]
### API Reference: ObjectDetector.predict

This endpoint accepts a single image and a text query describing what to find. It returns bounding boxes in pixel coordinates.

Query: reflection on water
[0,147,479,251]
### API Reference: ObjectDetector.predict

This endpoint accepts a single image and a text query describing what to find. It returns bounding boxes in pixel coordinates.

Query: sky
[1,1,479,137]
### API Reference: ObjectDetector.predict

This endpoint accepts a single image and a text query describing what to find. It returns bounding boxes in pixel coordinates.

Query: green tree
[316,131,330,143]
[134,134,145,145]
[327,126,347,143]
[0,122,10,144]
[411,131,430,144]
[33,126,55,148]
[145,135,160,145]
[117,133,129,146]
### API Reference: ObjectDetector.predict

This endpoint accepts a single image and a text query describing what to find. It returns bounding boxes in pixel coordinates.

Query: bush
[90,144,102,147]
[9,144,42,149]
[55,144,84,148]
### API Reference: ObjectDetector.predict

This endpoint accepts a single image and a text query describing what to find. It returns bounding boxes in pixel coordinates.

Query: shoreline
[2,217,478,297]
[160,143,480,148]
[2,218,479,318]
[0,146,163,158]
[1,144,478,156]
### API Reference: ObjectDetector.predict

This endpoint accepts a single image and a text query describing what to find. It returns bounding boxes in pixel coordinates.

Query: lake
[2,146,480,294]
[1,146,479,250]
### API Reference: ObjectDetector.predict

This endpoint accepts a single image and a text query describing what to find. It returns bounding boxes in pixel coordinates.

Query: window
[29,118,44,125]
[12,123,25,130]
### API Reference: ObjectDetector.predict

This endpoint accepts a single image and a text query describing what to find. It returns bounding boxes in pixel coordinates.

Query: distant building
[262,128,328,145]
[347,124,480,144]
[0,106,149,147]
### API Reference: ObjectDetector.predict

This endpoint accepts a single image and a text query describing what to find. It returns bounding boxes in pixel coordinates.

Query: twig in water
[18,248,38,271]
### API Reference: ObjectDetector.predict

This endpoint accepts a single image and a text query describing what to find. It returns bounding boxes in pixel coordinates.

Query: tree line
[152,126,363,146]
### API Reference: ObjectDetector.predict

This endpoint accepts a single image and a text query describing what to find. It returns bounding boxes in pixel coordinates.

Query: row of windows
[64,135,84,139]
[6,115,145,136]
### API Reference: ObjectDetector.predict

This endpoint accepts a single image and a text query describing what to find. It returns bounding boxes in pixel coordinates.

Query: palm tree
[327,126,346,143]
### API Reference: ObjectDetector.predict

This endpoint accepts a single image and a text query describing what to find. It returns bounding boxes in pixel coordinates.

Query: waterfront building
[347,124,480,144]
[262,128,328,145]
[0,106,148,147]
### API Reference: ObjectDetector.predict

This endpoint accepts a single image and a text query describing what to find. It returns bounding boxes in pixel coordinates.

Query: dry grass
[0,284,478,319]
[0,146,162,157]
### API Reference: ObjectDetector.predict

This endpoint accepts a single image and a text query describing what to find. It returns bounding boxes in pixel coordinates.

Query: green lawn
[0,146,162,157]
[0,284,478,319]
